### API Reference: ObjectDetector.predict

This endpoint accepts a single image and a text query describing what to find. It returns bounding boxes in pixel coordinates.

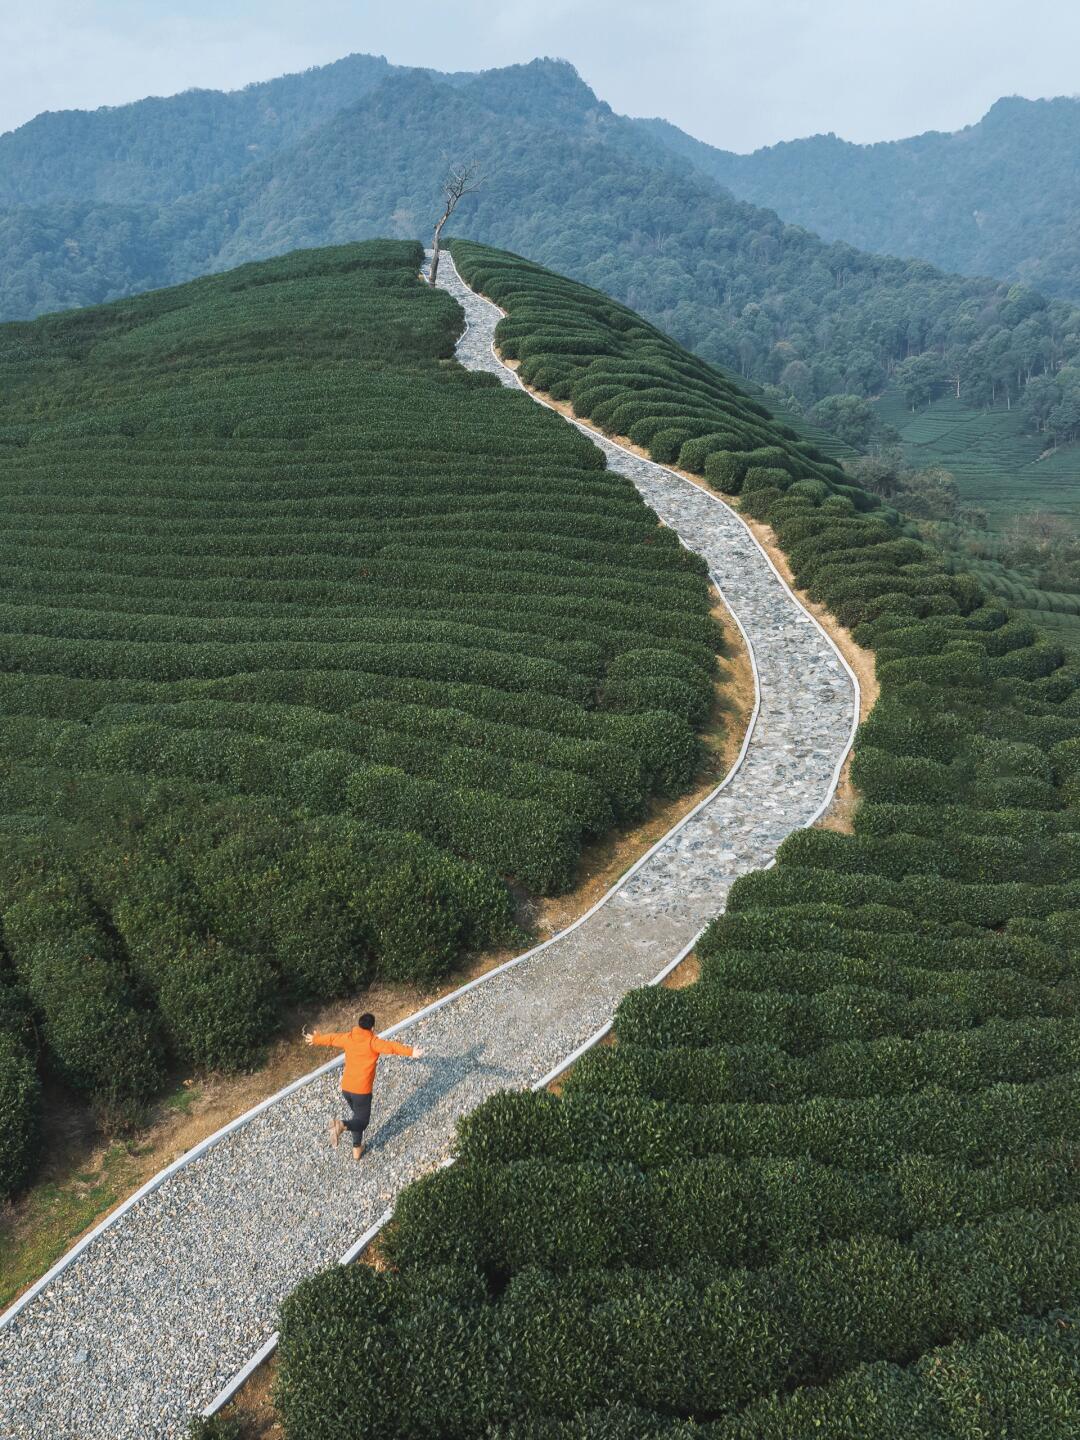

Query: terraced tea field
[0,239,721,1200]
[876,387,1080,528]
[5,237,1079,1439]
[1016,606,1080,658]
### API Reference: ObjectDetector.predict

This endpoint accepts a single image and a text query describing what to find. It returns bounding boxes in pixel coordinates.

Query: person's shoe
[329,1117,345,1149]
[353,1144,364,1161]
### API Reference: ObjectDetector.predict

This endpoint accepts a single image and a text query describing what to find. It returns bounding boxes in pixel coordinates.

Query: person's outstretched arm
[373,1035,425,1059]
[304,1030,349,1049]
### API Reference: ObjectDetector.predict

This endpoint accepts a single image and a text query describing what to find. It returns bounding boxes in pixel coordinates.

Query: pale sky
[3,0,1079,152]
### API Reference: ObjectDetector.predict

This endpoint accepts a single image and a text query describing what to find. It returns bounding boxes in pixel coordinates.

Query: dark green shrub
[386,1149,1078,1275]
[455,1075,1080,1170]
[703,450,749,491]
[1053,736,1080,798]
[0,1031,40,1198]
[700,910,1062,979]
[856,704,972,763]
[787,477,831,504]
[154,938,276,1072]
[608,711,701,794]
[568,1016,1080,1106]
[850,746,966,804]
[738,485,783,520]
[742,466,791,495]
[3,867,165,1112]
[0,969,35,1050]
[278,1206,1080,1431]
[611,956,1066,1053]
[16,931,165,1111]
[496,1317,1080,1439]
[675,433,737,472]
[600,649,715,728]
[990,642,1065,680]
[643,426,690,463]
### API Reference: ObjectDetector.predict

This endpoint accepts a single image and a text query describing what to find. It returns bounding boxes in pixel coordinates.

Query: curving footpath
[0,256,857,1440]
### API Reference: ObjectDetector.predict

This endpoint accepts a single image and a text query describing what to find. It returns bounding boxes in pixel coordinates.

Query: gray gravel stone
[0,253,856,1439]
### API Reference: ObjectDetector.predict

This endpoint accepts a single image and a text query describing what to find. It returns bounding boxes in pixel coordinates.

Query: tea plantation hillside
[276,244,1080,1439]
[0,239,725,1199]
[871,389,1080,654]
[875,387,1080,530]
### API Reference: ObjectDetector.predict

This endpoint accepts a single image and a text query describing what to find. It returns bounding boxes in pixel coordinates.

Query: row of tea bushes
[277,1206,1080,1433]
[450,240,855,496]
[0,793,515,1135]
[482,1313,1080,1439]
[384,1149,1080,1272]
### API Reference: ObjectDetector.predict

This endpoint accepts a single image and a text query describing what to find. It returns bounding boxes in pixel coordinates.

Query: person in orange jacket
[304,1012,424,1160]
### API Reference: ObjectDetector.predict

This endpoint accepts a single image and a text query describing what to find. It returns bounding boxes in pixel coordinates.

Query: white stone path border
[0,256,858,1440]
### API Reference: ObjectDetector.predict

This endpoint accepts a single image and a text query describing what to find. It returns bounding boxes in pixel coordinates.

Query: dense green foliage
[644,95,1080,304]
[0,239,720,1196]
[276,246,1080,1438]
[843,450,1080,658]
[804,393,894,450]
[3,55,1080,487]
[0,54,397,209]
[186,1418,243,1440]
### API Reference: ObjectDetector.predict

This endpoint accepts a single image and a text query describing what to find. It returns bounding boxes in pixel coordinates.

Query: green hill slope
[275,243,1080,1440]
[875,388,1080,528]
[0,240,724,1197]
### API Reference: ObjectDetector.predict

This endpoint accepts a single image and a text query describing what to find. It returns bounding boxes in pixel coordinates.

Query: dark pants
[341,1090,372,1146]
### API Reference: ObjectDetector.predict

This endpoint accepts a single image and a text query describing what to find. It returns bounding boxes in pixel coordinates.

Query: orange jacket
[312,1027,414,1094]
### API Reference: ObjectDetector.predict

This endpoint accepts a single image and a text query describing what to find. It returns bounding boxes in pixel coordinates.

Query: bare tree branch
[428,160,485,286]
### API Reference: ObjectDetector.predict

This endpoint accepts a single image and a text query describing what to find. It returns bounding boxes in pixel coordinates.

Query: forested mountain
[0,53,399,207]
[640,96,1080,304]
[3,56,1080,453]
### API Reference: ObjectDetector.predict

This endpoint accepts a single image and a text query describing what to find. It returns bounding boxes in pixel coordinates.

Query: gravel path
[0,257,857,1439]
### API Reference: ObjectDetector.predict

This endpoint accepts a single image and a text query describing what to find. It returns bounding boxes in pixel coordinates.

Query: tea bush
[278,1207,1080,1434]
[480,1314,1080,1438]
[0,1030,39,1196]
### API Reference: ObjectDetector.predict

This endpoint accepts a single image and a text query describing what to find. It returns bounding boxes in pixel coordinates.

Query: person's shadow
[365,1044,515,1153]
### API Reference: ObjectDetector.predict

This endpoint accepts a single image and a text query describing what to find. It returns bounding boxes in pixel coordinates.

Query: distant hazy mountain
[638,96,1080,302]
[2,54,1079,447]
[0,54,401,208]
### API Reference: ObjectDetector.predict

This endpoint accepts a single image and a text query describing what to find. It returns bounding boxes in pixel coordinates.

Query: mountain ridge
[640,93,1080,302]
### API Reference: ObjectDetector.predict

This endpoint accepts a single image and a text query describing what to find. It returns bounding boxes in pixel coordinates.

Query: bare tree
[428,161,484,287]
